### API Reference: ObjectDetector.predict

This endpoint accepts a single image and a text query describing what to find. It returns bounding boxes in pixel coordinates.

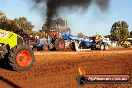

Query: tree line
[1,10,132,43]
[0,10,48,42]
[77,21,132,44]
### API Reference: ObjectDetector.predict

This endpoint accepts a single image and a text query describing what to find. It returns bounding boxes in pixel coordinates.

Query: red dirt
[0,49,132,88]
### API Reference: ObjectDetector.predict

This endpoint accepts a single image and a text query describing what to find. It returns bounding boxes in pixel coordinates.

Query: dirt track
[0,49,132,88]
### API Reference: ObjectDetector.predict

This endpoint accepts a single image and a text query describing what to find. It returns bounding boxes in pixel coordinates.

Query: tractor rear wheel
[8,45,34,71]
[55,38,65,51]
[70,42,76,51]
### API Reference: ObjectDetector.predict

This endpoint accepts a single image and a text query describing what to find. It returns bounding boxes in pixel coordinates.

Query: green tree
[110,21,130,41]
[0,10,7,25]
[0,10,19,32]
[0,11,34,37]
[0,19,19,32]
[77,32,85,38]
[14,17,34,30]
[0,10,6,20]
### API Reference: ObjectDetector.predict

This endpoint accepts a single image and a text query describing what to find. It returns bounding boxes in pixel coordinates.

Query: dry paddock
[0,48,132,88]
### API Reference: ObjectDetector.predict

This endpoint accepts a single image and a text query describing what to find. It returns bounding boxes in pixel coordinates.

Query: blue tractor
[62,31,109,51]
[33,30,65,51]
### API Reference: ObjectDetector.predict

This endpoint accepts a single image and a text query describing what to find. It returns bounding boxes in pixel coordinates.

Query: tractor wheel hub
[19,55,24,61]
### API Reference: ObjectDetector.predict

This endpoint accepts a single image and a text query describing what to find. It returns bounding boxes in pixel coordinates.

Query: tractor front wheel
[8,45,35,71]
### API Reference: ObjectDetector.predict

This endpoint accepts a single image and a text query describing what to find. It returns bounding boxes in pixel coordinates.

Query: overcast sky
[0,0,132,36]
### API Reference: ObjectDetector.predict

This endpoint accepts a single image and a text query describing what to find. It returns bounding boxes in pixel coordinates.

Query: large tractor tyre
[54,38,65,51]
[104,44,109,50]
[70,42,76,51]
[100,44,105,50]
[8,45,35,71]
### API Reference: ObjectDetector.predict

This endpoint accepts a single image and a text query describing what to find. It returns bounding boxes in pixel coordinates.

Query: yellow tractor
[0,29,35,71]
